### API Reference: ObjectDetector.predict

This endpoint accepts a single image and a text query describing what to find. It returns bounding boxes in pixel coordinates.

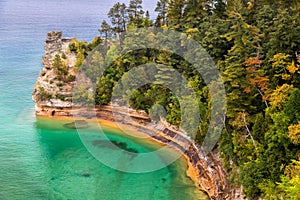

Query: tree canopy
[69,1,300,199]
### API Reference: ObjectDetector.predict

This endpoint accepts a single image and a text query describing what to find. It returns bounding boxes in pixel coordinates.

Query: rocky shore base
[35,103,247,200]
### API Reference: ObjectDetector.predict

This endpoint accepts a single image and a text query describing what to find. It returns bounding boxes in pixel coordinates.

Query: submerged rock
[92,139,139,154]
[64,120,88,129]
[82,173,91,178]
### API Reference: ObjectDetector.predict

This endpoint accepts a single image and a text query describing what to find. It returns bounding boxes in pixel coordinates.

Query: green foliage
[55,93,65,101]
[239,160,267,199]
[67,38,97,70]
[37,86,52,101]
[73,85,94,106]
[99,20,112,48]
[167,0,185,30]
[61,52,67,59]
[52,54,68,81]
[277,159,300,199]
[259,158,300,199]
[56,82,63,87]
[66,75,76,83]
[68,42,77,52]
[76,50,85,69]
[88,36,102,50]
[40,70,46,76]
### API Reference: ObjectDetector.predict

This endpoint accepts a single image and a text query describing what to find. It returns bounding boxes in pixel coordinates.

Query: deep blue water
[0,0,207,199]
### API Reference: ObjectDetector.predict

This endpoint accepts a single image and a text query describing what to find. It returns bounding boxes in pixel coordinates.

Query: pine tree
[108,2,128,34]
[98,20,112,48]
[155,0,169,27]
[127,0,145,27]
[182,0,208,30]
[53,54,68,81]
[267,8,300,58]
[167,0,185,30]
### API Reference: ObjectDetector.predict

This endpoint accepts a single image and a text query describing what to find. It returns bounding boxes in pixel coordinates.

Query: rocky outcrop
[32,31,77,108]
[43,31,63,69]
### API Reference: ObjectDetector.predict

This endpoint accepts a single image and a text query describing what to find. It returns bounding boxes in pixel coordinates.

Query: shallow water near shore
[35,117,209,199]
[0,0,208,199]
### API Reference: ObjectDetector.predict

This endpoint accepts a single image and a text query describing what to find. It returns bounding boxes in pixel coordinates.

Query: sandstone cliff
[32,31,77,108]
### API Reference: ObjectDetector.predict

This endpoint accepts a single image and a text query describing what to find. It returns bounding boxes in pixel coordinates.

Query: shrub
[66,75,76,82]
[56,93,65,101]
[53,55,68,81]
[56,82,63,87]
[69,43,77,52]
[61,52,67,59]
[37,86,52,101]
[40,71,46,76]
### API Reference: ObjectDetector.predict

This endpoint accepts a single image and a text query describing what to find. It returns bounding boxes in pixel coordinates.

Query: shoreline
[36,115,202,191]
[34,104,232,199]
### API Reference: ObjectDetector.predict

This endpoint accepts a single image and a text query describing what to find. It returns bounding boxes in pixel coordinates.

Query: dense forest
[52,0,300,199]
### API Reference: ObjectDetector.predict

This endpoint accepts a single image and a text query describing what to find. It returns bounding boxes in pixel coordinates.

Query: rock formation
[32,31,77,109]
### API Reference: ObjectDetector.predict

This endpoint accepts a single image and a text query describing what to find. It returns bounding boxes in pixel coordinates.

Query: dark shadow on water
[92,139,139,154]
[63,120,89,129]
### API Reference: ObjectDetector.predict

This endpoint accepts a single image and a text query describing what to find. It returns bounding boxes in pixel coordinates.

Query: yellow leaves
[247,0,254,10]
[288,121,300,144]
[223,33,233,42]
[185,28,199,39]
[186,28,199,34]
[269,84,294,107]
[270,53,290,61]
[269,53,300,80]
[270,53,291,69]
[274,158,300,200]
[284,157,300,179]
[281,74,291,80]
[161,24,168,29]
[286,61,298,74]
[241,34,248,45]
[231,111,249,130]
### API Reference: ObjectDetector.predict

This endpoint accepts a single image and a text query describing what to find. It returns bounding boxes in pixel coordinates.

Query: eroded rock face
[32,31,77,107]
[43,31,63,69]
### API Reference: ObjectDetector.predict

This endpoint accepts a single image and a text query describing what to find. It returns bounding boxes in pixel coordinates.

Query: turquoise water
[0,0,208,199]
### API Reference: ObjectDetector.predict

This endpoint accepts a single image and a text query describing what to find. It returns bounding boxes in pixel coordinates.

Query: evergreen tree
[53,54,68,81]
[108,2,128,34]
[167,0,185,30]
[127,0,145,27]
[99,20,112,48]
[155,0,169,27]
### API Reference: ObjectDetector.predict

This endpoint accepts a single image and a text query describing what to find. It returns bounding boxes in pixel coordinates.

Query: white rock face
[32,31,77,108]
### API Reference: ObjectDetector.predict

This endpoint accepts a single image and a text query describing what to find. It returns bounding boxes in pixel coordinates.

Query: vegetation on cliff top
[56,0,300,199]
